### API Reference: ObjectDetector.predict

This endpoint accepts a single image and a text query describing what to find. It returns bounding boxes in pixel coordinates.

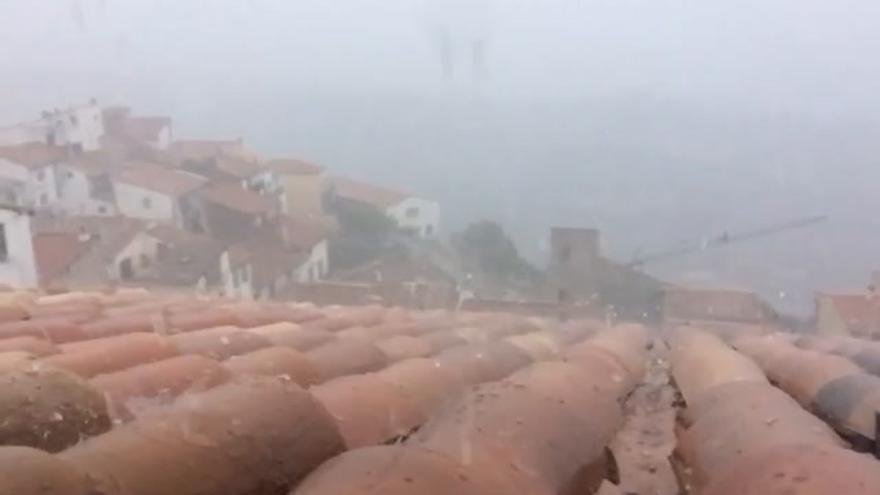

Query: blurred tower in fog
[424,0,490,81]
[547,227,600,304]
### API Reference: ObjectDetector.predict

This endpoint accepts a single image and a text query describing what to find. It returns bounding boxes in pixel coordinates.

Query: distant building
[0,143,65,209]
[663,286,774,325]
[267,159,327,216]
[31,216,148,287]
[220,241,309,300]
[112,163,208,228]
[815,292,880,338]
[0,205,38,287]
[103,106,173,150]
[197,182,280,242]
[170,138,254,164]
[55,152,119,216]
[547,227,600,304]
[330,176,440,238]
[129,224,225,293]
[0,100,105,152]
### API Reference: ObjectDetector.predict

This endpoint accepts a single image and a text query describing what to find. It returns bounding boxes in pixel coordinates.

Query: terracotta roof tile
[170,139,246,163]
[267,158,324,175]
[32,233,94,284]
[331,176,410,208]
[115,164,208,197]
[824,293,880,333]
[0,143,69,169]
[199,182,277,214]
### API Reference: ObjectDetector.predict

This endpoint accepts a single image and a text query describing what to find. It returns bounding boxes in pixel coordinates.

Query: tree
[454,220,539,288]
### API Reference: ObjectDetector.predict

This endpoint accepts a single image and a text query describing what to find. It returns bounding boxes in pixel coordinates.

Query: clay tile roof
[116,164,208,197]
[200,182,276,214]
[170,139,243,162]
[267,158,324,175]
[123,117,171,143]
[825,293,880,332]
[214,156,264,179]
[330,176,410,209]
[0,143,69,169]
[32,232,94,284]
[65,151,115,176]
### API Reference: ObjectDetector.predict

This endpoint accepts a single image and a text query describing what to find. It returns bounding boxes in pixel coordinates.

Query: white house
[0,100,104,152]
[279,215,331,282]
[0,206,38,288]
[55,153,118,216]
[386,197,441,238]
[0,143,64,209]
[113,164,208,227]
[330,176,440,238]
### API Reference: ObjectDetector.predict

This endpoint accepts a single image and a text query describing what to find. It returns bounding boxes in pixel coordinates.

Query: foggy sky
[3,0,880,121]
[3,0,880,314]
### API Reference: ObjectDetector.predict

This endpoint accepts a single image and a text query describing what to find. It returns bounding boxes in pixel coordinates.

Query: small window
[139,254,151,268]
[0,224,7,262]
[70,115,78,126]
[425,225,434,236]
[142,197,152,209]
[66,171,74,179]
[36,170,45,182]
[97,206,107,214]
[406,206,419,218]
[40,193,49,206]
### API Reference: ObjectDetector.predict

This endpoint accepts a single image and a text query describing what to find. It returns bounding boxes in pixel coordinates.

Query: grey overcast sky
[2,0,880,120]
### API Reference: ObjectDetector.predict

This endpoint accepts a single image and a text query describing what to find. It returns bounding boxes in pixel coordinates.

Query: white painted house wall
[386,197,440,238]
[56,165,116,216]
[114,183,176,222]
[0,209,37,288]
[220,251,255,300]
[111,232,161,281]
[44,104,105,152]
[154,126,172,150]
[0,158,59,209]
[296,239,329,283]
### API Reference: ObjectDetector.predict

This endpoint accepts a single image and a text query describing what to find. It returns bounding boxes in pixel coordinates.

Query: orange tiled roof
[32,232,94,284]
[824,292,880,333]
[0,142,69,169]
[267,158,324,175]
[200,182,276,214]
[115,164,208,197]
[331,176,410,209]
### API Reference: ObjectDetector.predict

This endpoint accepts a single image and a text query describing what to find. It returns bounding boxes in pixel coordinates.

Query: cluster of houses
[0,100,440,299]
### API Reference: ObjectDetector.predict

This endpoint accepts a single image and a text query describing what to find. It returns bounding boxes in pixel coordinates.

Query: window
[140,254,151,268]
[66,171,74,179]
[424,225,434,236]
[36,170,45,182]
[0,224,7,262]
[406,206,419,218]
[70,115,78,126]
[97,206,107,214]
[40,193,48,206]
[142,197,152,209]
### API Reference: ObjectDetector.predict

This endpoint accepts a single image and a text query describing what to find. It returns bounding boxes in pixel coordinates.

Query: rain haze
[3,0,880,314]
